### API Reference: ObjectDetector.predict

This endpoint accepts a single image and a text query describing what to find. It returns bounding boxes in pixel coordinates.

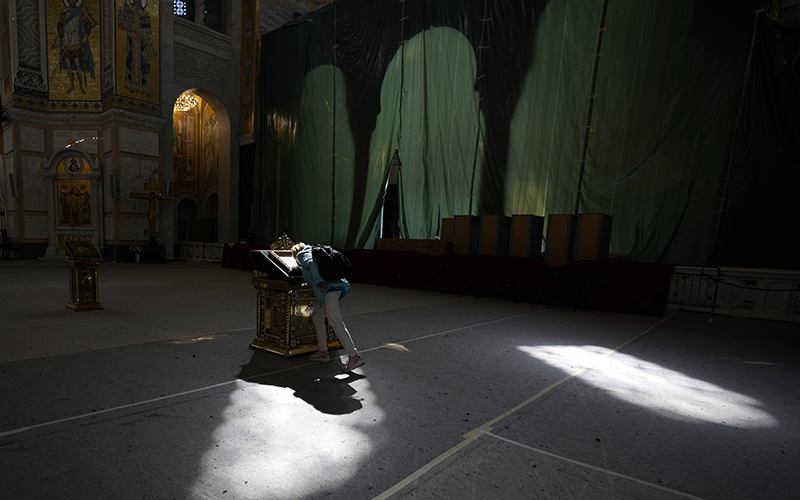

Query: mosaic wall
[115,0,159,106]
[173,95,218,200]
[1,0,293,249]
[4,0,160,113]
[46,0,102,100]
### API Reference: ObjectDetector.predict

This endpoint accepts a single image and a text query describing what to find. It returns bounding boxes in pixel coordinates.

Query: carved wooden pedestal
[65,236,103,311]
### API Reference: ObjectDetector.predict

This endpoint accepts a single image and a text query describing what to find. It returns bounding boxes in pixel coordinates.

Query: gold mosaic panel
[173,105,198,195]
[115,0,159,105]
[57,178,92,226]
[47,0,102,101]
[173,94,220,199]
[199,101,219,199]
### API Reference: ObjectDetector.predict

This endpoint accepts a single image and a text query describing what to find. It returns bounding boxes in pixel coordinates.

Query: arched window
[173,0,193,18]
[177,197,198,241]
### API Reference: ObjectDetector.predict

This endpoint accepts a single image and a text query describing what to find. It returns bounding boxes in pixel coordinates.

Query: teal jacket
[296,246,351,305]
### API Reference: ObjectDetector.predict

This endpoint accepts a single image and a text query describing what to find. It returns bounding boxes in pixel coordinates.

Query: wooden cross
[130,174,173,241]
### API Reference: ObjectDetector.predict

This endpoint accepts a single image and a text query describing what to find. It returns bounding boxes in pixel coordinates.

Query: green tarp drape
[253,0,798,269]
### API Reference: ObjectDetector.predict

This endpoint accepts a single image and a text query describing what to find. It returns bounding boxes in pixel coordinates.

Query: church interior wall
[2,148,17,241]
[0,0,335,259]
[115,133,161,243]
[2,119,109,254]
[1,119,161,257]
[164,0,241,247]
[167,84,236,244]
[0,106,167,259]
[98,117,163,256]
[21,126,52,244]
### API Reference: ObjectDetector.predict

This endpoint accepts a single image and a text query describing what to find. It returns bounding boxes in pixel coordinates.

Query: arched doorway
[172,89,230,243]
[177,197,198,241]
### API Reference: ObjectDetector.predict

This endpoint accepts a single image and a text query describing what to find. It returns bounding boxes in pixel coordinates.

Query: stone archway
[43,149,104,256]
[171,88,231,243]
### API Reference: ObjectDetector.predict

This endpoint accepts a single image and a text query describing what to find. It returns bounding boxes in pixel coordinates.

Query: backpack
[312,245,354,280]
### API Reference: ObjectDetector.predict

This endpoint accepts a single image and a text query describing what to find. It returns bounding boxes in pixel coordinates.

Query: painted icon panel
[116,0,159,104]
[58,178,92,226]
[47,0,101,100]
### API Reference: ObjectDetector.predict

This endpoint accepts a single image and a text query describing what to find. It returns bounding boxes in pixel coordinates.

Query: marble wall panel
[104,215,114,238]
[3,126,12,152]
[120,216,149,241]
[53,130,99,154]
[0,157,7,203]
[174,43,231,94]
[19,126,45,152]
[3,155,12,196]
[104,170,114,209]
[22,155,45,211]
[7,212,16,237]
[174,18,232,54]
[103,127,112,153]
[119,127,159,157]
[24,214,48,239]
[119,156,158,213]
[1,152,8,177]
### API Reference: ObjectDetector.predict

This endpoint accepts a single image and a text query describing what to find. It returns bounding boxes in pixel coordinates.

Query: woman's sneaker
[308,351,330,363]
[342,354,365,372]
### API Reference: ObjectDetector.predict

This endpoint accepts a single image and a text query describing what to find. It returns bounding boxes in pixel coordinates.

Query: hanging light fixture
[174,92,199,112]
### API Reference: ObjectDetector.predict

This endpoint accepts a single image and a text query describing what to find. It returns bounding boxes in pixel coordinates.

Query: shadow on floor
[236,350,366,415]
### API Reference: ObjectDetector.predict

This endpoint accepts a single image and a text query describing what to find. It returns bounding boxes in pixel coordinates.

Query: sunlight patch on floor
[519,345,777,429]
[190,378,384,499]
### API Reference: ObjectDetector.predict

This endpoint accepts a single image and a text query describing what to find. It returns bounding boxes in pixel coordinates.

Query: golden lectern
[64,235,103,311]
[249,249,341,357]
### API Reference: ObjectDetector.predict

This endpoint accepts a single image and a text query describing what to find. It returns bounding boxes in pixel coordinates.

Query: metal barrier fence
[669,266,800,323]
[177,241,225,262]
[668,266,721,323]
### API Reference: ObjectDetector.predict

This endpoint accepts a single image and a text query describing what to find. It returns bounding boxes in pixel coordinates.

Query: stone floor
[1,259,798,499]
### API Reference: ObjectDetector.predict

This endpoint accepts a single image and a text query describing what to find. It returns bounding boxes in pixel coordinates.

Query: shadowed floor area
[1,259,798,499]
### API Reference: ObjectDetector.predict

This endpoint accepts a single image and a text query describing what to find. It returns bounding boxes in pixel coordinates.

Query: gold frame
[249,273,341,358]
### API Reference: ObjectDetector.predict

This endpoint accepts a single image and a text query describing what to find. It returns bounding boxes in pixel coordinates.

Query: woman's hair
[291,242,307,261]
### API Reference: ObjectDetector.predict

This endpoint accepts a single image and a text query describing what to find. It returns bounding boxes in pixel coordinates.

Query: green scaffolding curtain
[713,11,800,269]
[253,0,798,269]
